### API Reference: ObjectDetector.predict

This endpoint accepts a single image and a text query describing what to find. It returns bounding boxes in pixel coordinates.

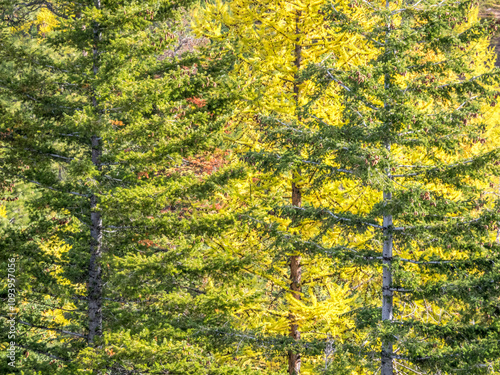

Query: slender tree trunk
[88,136,103,344]
[381,189,393,375]
[292,14,302,105]
[288,12,303,375]
[380,0,394,369]
[497,177,500,243]
[288,182,302,375]
[88,0,103,345]
[381,0,394,364]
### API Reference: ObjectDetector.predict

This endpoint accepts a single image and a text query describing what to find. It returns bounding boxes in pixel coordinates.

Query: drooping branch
[1,316,87,339]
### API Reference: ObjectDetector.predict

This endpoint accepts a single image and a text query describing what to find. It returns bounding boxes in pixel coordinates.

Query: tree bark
[288,11,303,375]
[381,6,394,363]
[497,177,499,243]
[88,136,102,345]
[381,1,394,368]
[288,182,302,375]
[381,190,393,375]
[88,0,103,346]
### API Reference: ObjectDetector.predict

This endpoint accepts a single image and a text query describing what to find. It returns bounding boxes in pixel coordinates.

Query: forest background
[1,0,500,374]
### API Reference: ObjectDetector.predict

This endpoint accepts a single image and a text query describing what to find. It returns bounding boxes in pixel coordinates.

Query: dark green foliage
[0,1,242,373]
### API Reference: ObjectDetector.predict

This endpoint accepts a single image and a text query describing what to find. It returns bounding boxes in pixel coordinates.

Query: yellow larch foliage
[13,7,58,35]
[196,0,500,372]
[194,1,378,372]
[0,204,7,218]
[39,236,81,330]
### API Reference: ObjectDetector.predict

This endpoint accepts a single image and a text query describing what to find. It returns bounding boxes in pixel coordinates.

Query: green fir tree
[0,1,244,373]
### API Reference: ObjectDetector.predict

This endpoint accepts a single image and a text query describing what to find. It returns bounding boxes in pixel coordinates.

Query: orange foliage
[138,239,155,247]
[176,149,230,176]
[186,97,207,108]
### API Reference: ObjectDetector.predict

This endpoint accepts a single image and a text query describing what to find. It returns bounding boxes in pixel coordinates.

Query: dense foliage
[1,0,499,374]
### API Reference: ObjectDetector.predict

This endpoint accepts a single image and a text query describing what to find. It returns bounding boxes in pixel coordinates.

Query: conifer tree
[195,1,375,373]
[0,1,243,373]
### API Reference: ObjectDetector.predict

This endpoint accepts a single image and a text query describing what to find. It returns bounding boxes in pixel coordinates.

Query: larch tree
[194,0,377,373]
[250,0,500,373]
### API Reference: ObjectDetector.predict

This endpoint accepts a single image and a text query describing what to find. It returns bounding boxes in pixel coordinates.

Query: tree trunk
[497,177,500,243]
[381,0,394,366]
[88,136,102,345]
[381,189,393,375]
[288,182,302,375]
[288,11,303,375]
[88,0,103,345]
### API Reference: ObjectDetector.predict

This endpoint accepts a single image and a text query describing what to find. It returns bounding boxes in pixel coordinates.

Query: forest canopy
[1,0,500,374]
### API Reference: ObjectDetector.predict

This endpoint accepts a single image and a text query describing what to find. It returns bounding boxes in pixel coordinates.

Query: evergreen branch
[396,217,482,232]
[0,146,75,162]
[68,293,160,304]
[390,288,413,293]
[390,0,424,14]
[391,0,459,14]
[58,133,82,138]
[397,258,451,265]
[26,299,85,313]
[243,215,385,263]
[104,175,124,183]
[360,32,385,47]
[303,206,383,229]
[325,69,381,111]
[436,74,484,90]
[0,84,81,110]
[259,116,305,134]
[1,316,86,338]
[389,158,474,178]
[0,166,89,198]
[14,1,70,20]
[14,343,69,362]
[104,225,139,230]
[299,159,354,174]
[28,180,89,197]
[394,361,425,374]
[361,256,453,265]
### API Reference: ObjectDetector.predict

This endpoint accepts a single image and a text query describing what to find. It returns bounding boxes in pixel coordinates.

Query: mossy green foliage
[0,1,242,373]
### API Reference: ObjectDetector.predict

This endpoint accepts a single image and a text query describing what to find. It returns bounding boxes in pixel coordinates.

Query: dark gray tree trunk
[88,0,103,346]
[88,136,102,345]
